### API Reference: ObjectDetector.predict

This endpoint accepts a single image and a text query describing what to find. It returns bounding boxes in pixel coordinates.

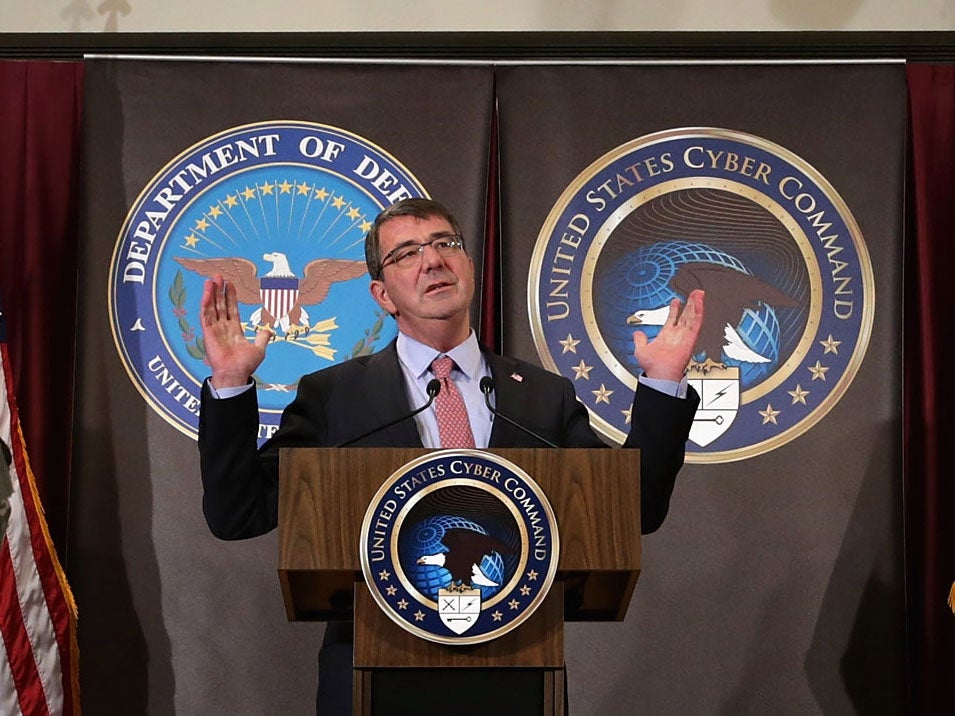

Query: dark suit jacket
[199,340,699,540]
[198,340,699,715]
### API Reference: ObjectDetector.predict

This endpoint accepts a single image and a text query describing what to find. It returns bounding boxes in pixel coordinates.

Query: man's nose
[419,242,446,269]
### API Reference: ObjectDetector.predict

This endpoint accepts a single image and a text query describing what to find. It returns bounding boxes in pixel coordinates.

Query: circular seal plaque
[109,120,426,443]
[529,127,875,463]
[359,450,560,645]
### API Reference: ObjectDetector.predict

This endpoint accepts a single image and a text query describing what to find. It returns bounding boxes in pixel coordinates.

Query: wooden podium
[278,447,641,716]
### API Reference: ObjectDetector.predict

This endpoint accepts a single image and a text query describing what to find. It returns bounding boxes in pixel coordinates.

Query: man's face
[369,214,475,342]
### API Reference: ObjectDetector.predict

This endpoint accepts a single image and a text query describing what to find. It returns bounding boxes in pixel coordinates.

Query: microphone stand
[479,377,559,449]
[336,379,441,447]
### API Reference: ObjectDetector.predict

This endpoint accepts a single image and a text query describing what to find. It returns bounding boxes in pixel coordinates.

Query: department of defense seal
[529,127,874,462]
[359,450,559,645]
[109,121,427,443]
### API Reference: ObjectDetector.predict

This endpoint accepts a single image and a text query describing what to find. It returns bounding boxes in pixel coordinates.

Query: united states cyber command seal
[109,121,426,443]
[529,127,874,463]
[359,450,559,645]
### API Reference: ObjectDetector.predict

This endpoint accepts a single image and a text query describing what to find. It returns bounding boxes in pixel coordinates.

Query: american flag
[0,302,80,715]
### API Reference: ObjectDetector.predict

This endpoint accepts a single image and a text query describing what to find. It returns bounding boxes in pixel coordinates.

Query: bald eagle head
[417,553,447,568]
[626,304,671,327]
[262,252,294,277]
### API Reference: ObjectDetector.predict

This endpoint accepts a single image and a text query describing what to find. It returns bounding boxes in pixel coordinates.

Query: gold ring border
[358,448,561,646]
[108,119,428,440]
[528,127,876,463]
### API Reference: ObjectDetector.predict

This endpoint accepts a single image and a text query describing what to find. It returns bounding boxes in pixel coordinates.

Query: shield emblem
[438,588,481,635]
[259,276,299,322]
[688,367,740,447]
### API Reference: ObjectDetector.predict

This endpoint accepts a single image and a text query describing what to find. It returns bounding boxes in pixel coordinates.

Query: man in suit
[198,198,704,713]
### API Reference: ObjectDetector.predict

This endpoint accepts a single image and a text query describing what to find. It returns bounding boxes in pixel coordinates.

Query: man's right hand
[200,275,272,389]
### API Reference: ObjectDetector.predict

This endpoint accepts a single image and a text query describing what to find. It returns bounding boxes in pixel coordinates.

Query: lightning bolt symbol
[707,386,729,407]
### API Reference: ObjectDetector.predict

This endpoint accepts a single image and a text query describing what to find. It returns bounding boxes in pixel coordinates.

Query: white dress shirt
[396,330,493,448]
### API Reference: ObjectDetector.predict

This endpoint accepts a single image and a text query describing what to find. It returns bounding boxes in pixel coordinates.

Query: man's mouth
[424,279,455,295]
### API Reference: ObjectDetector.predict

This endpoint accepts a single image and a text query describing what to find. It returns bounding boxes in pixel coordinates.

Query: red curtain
[906,63,955,714]
[0,60,84,555]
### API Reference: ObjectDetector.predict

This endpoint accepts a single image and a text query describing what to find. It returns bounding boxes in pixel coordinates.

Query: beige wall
[1,0,953,33]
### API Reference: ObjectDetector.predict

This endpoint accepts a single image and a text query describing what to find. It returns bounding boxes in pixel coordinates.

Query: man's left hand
[632,289,705,382]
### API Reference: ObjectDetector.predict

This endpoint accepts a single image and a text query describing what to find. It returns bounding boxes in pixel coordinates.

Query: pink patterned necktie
[430,356,476,448]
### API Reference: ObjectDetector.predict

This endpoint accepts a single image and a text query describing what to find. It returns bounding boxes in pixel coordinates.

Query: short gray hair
[364,198,464,280]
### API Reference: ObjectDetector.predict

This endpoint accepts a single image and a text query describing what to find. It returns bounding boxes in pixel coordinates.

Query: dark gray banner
[72,58,493,715]
[497,63,906,715]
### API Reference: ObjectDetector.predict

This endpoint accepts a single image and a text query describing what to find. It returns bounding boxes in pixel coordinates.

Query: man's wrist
[206,378,254,400]
[210,372,253,390]
[638,374,689,399]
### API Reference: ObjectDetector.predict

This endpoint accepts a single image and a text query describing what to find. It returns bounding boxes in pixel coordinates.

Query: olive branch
[169,271,206,360]
[348,310,387,358]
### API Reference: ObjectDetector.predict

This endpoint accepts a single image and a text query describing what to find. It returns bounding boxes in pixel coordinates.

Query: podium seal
[359,450,559,645]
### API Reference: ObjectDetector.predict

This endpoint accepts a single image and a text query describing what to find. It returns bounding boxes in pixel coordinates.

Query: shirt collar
[397,330,483,381]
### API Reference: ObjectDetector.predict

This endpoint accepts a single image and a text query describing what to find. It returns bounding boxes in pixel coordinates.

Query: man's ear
[369,279,396,315]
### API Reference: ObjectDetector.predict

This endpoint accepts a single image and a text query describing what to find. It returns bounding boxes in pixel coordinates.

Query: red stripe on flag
[0,538,52,716]
[2,342,78,715]
[7,407,74,714]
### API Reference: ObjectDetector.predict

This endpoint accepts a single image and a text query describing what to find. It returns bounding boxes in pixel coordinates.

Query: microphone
[479,376,559,449]
[336,378,441,447]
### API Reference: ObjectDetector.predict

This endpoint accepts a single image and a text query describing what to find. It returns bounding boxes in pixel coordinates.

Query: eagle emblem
[416,528,512,590]
[628,262,799,374]
[175,251,367,340]
[419,527,513,635]
[625,261,800,447]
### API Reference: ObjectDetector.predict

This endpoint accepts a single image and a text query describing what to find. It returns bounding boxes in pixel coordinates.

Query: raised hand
[200,275,272,389]
[632,289,705,382]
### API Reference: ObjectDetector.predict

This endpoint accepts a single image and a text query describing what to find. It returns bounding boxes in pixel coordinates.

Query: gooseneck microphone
[336,379,441,447]
[479,376,559,449]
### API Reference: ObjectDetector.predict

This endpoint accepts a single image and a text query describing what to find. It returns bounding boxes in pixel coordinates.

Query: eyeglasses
[379,234,465,273]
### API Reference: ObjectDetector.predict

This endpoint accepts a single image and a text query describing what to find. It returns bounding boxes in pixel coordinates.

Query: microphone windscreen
[479,376,495,395]
[426,378,442,398]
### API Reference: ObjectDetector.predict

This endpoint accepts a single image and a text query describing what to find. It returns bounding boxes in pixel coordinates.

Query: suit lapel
[362,342,423,447]
[484,351,528,448]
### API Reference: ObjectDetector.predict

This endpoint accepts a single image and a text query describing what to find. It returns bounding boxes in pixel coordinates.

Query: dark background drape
[0,60,83,555]
[904,62,955,714]
[479,98,501,353]
[1,57,952,713]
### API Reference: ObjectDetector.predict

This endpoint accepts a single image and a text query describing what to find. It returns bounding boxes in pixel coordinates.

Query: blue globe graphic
[399,515,507,600]
[595,241,783,388]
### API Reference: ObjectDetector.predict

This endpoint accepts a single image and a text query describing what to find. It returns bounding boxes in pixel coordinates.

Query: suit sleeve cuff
[637,374,689,399]
[206,379,255,400]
